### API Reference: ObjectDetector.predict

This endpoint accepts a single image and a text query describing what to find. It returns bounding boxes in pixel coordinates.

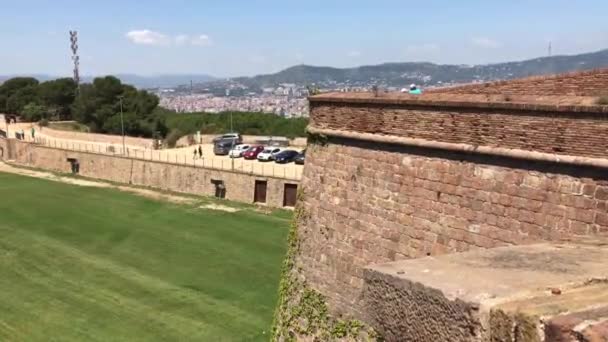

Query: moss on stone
[307,132,329,146]
[489,309,514,342]
[490,309,540,342]
[513,312,540,342]
[271,189,379,341]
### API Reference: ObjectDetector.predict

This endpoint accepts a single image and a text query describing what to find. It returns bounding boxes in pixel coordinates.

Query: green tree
[70,76,163,137]
[21,102,48,122]
[6,86,39,114]
[37,78,77,120]
[0,77,40,114]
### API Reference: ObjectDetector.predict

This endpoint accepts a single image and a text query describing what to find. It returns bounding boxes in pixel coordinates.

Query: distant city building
[159,94,309,118]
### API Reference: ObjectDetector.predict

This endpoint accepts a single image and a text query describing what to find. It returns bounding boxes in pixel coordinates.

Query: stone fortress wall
[0,138,298,208]
[302,94,608,316]
[273,69,608,341]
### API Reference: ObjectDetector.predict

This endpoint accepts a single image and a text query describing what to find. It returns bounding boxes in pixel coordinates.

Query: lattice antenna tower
[69,30,80,85]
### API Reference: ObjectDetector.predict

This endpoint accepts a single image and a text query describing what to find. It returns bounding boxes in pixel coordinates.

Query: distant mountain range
[0,74,216,89]
[2,48,608,89]
[230,48,608,88]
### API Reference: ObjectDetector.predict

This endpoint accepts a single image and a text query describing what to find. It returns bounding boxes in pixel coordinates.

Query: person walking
[198,146,202,158]
[409,84,422,95]
[31,127,36,139]
[193,148,198,159]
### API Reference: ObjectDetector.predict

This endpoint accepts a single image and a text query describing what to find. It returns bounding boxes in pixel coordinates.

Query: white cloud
[126,30,212,47]
[126,29,170,46]
[347,50,361,57]
[471,37,502,49]
[191,34,212,46]
[175,34,190,46]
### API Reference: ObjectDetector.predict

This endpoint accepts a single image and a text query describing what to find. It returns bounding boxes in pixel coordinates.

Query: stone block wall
[429,68,608,96]
[276,94,608,336]
[297,138,608,318]
[6,139,298,208]
[362,238,608,341]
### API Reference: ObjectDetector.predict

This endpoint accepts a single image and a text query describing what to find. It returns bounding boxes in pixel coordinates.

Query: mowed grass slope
[0,172,289,341]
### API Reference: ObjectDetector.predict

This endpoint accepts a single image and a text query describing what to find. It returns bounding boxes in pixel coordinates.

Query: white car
[228,144,251,158]
[257,147,283,162]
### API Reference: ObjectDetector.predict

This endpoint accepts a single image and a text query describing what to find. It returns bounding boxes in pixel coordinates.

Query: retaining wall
[3,139,299,208]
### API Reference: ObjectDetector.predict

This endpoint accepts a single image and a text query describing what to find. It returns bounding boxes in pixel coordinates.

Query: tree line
[0,76,308,141]
[0,76,167,138]
[162,110,308,140]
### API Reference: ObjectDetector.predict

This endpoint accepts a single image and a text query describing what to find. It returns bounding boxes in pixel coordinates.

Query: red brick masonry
[310,95,608,160]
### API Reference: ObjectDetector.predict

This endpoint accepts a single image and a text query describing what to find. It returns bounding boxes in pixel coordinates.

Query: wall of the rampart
[6,139,298,208]
[297,137,608,318]
[287,96,608,324]
[311,101,608,159]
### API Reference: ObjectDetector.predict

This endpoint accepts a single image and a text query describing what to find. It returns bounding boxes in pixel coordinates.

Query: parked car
[213,139,237,155]
[243,145,265,160]
[274,150,300,164]
[257,147,283,162]
[294,150,306,165]
[212,133,242,144]
[228,144,251,158]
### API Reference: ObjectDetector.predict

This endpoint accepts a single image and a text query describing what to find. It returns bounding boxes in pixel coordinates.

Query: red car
[243,145,265,160]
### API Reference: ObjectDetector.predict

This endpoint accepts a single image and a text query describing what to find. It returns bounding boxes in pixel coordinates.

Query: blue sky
[1,0,607,77]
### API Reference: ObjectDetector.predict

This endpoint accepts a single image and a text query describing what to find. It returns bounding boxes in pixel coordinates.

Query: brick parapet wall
[428,68,608,96]
[309,100,608,160]
[296,137,608,319]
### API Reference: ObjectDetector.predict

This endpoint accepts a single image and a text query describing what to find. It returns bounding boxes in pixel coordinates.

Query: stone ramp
[362,236,608,341]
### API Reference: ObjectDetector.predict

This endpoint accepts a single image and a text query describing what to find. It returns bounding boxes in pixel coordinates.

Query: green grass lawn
[0,172,289,341]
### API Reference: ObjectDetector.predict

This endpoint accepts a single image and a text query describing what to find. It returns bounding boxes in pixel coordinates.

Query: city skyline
[1,0,607,77]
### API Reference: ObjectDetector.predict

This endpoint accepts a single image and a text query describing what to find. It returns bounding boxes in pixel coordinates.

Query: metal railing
[30,136,303,181]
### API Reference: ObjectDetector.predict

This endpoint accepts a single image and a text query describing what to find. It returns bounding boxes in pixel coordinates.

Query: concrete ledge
[362,236,608,341]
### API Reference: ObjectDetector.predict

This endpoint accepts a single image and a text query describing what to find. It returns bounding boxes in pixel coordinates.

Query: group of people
[401,84,423,95]
[193,145,203,159]
[14,127,36,141]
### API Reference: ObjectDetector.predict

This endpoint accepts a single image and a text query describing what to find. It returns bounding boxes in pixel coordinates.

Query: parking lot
[153,144,304,179]
[29,133,303,180]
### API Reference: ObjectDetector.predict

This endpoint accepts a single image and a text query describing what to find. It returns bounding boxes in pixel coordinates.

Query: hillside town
[159,92,309,117]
